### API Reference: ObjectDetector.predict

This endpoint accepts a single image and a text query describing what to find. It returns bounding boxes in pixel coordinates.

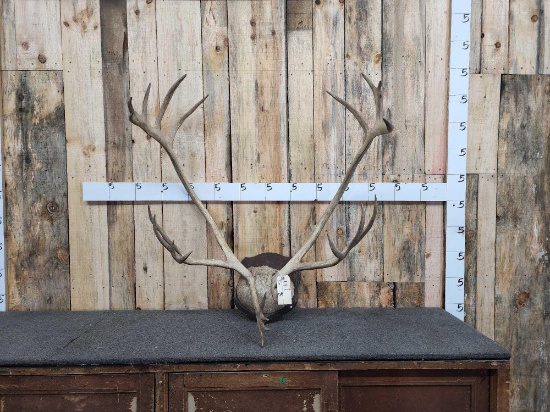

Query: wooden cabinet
[0,309,510,411]
[0,363,509,412]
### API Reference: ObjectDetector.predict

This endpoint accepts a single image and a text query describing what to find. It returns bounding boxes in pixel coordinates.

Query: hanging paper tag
[276,275,292,305]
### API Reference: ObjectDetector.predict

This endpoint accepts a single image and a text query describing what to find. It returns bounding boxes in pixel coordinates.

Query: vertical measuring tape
[0,111,5,311]
[445,0,471,320]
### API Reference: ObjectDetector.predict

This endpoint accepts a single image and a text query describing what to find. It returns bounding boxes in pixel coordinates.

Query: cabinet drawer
[0,373,154,412]
[169,371,338,412]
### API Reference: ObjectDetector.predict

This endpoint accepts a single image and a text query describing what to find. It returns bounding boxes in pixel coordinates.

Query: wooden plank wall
[1,0,549,409]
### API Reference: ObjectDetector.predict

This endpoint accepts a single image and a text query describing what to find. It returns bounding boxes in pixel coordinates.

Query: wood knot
[374,53,382,64]
[531,14,539,23]
[515,291,530,307]
[495,41,501,49]
[146,0,153,4]
[38,54,47,64]
[46,201,59,214]
[315,0,321,4]
[336,227,344,236]
[135,9,140,15]
[63,21,70,27]
[21,41,30,51]
[250,19,256,27]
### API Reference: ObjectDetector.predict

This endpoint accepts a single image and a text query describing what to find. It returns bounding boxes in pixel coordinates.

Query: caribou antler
[128,75,269,346]
[275,75,393,278]
[128,73,393,346]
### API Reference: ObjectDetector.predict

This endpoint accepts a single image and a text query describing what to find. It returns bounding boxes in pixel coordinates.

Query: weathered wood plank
[394,282,425,308]
[467,74,500,174]
[61,0,109,310]
[288,0,316,307]
[496,75,550,410]
[424,0,450,175]
[3,71,70,310]
[317,282,394,308]
[382,179,425,284]
[287,0,312,30]
[0,0,17,70]
[480,0,509,73]
[475,173,496,339]
[156,0,207,310]
[470,0,482,74]
[344,0,383,282]
[201,0,233,309]
[381,2,426,283]
[126,0,164,310]
[313,0,345,282]
[227,1,288,260]
[465,174,479,327]
[424,175,444,308]
[544,0,550,74]
[14,0,62,70]
[508,0,542,74]
[100,0,135,310]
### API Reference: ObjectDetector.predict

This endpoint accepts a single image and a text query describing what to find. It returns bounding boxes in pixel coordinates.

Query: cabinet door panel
[169,371,338,412]
[0,374,154,412]
[340,370,490,412]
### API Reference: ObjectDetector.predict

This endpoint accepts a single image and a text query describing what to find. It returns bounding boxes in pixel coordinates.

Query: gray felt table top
[0,308,510,366]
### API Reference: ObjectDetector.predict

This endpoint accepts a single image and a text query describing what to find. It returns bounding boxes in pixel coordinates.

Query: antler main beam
[128,76,269,346]
[276,75,393,278]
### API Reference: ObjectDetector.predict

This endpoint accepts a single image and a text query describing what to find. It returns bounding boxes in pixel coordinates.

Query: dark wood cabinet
[0,309,510,411]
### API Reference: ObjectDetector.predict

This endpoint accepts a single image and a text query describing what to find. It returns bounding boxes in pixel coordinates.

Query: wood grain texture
[467,74,500,174]
[508,0,542,74]
[475,174,496,339]
[156,0,207,310]
[496,75,550,411]
[344,0,383,282]
[381,2,426,283]
[126,0,164,310]
[61,0,109,310]
[201,0,233,309]
[14,0,62,70]
[470,0,483,74]
[544,0,550,74]
[481,0,510,73]
[465,174,479,327]
[227,0,288,260]
[424,176,444,308]
[0,0,17,70]
[317,282,394,308]
[100,0,135,310]
[394,282,425,307]
[3,71,70,311]
[424,0,450,175]
[288,0,316,307]
[313,0,346,282]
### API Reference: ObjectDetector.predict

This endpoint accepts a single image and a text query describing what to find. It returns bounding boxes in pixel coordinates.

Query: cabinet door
[169,371,338,412]
[0,373,154,412]
[340,370,490,412]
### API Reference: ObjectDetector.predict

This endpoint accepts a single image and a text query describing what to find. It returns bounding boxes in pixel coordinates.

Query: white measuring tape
[444,0,471,321]
[0,1,470,315]
[0,114,5,311]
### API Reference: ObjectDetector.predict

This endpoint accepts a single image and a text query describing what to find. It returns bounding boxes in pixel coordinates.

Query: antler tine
[361,73,383,119]
[168,95,209,143]
[142,83,151,122]
[276,74,392,278]
[148,206,191,263]
[302,201,378,271]
[157,74,187,127]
